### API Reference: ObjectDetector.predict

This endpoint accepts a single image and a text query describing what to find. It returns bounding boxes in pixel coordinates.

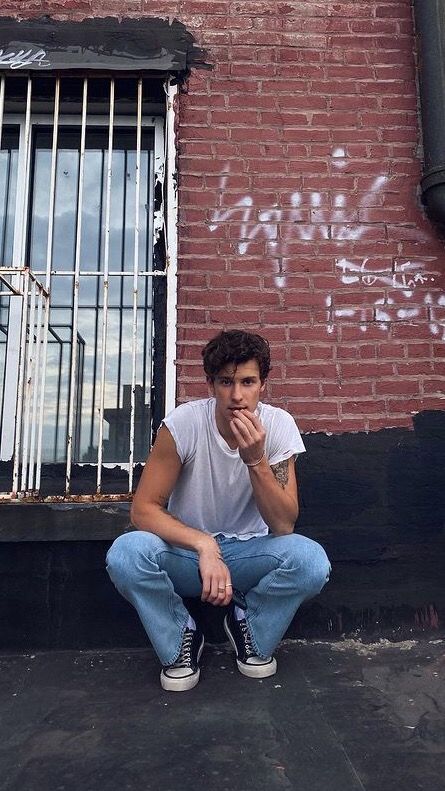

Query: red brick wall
[4,1,445,433]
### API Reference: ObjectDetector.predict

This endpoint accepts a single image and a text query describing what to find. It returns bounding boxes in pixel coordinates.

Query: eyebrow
[216,375,259,382]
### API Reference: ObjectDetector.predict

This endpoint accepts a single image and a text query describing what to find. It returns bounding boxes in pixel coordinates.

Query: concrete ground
[1,636,444,791]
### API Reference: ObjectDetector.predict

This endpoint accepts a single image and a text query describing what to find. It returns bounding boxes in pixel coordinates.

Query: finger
[231,416,257,442]
[221,582,233,607]
[229,419,248,446]
[214,584,233,607]
[208,574,226,604]
[201,576,212,602]
[233,409,262,431]
[232,409,256,429]
[242,410,263,432]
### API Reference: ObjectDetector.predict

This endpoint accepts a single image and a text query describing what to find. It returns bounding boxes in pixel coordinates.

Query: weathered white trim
[65,77,88,494]
[97,77,114,493]
[164,79,178,416]
[128,77,143,493]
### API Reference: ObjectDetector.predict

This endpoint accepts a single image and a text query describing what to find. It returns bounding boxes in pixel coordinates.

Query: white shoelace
[239,620,255,657]
[173,629,194,667]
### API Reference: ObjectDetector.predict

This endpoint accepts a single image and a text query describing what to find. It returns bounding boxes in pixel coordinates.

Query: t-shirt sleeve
[161,402,198,464]
[267,408,306,467]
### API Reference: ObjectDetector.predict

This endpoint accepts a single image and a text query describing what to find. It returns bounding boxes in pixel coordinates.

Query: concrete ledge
[0,502,131,542]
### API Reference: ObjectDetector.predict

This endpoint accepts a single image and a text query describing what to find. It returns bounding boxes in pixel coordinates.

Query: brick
[283,292,328,311]
[375,378,420,396]
[228,94,277,111]
[367,416,412,430]
[322,382,373,398]
[423,380,445,395]
[386,397,424,414]
[340,362,394,378]
[230,290,280,306]
[283,363,338,379]
[262,309,312,324]
[208,308,261,325]
[433,343,445,358]
[289,400,339,418]
[307,345,336,361]
[395,361,434,376]
[391,324,437,340]
[179,289,228,307]
[377,343,406,359]
[180,1,230,12]
[211,110,259,125]
[268,381,320,400]
[290,325,339,342]
[288,345,309,362]
[340,399,387,415]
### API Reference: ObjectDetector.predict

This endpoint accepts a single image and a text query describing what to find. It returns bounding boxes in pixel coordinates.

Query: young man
[106,330,330,692]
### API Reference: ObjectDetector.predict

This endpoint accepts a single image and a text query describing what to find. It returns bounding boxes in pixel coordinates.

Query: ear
[260,379,266,394]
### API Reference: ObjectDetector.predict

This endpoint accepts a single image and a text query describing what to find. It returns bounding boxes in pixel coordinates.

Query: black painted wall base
[1,410,444,651]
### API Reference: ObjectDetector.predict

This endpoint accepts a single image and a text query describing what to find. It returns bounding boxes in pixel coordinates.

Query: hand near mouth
[229,408,266,466]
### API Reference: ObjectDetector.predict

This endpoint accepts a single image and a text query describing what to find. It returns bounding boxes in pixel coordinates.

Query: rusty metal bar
[32,270,167,277]
[0,76,5,151]
[97,77,115,493]
[27,281,45,491]
[20,78,33,267]
[12,269,29,496]
[66,77,88,494]
[35,77,60,492]
[20,276,37,491]
[128,77,142,493]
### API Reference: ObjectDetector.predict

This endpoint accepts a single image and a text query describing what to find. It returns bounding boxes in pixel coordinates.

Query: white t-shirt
[162,398,305,539]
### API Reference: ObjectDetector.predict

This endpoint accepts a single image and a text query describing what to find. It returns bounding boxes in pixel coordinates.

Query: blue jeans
[106,531,331,665]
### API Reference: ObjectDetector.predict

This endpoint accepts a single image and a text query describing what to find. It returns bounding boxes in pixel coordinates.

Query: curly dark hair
[202,330,271,382]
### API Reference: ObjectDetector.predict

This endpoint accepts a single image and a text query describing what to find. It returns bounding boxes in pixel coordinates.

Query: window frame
[0,75,178,498]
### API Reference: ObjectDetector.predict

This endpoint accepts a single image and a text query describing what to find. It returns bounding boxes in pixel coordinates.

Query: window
[0,74,177,497]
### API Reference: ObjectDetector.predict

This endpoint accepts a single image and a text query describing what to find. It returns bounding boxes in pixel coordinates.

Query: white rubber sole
[236,656,277,679]
[160,637,204,692]
[224,617,277,679]
[160,667,201,692]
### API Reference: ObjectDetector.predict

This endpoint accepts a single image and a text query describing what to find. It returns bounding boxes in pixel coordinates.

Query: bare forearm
[130,501,233,606]
[130,502,217,556]
[247,460,298,535]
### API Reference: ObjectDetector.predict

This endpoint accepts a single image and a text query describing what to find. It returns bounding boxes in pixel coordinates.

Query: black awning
[0,16,208,75]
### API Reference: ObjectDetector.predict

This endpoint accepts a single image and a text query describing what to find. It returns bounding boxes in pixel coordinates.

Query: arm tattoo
[270,458,293,489]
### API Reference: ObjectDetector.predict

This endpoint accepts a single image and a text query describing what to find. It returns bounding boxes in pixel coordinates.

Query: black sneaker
[160,628,204,692]
[224,611,277,678]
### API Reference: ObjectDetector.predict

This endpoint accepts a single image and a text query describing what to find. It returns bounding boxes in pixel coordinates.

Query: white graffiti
[209,153,445,338]
[0,47,50,70]
[332,258,445,339]
[336,258,433,290]
[210,153,388,259]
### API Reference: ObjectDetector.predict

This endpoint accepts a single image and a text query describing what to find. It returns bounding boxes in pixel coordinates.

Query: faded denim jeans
[106,530,331,666]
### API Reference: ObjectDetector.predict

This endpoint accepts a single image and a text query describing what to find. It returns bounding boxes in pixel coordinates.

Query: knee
[106,530,163,586]
[282,534,331,593]
[308,541,331,593]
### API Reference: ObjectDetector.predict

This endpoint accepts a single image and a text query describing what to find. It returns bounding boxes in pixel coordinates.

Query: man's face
[208,359,266,428]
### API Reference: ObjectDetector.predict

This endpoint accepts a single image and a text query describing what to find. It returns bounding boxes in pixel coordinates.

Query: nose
[231,382,243,402]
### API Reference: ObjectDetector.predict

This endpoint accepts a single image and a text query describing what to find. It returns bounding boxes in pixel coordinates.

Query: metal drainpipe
[413,0,445,223]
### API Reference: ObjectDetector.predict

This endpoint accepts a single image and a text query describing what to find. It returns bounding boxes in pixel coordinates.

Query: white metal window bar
[0,75,178,501]
[0,267,49,497]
